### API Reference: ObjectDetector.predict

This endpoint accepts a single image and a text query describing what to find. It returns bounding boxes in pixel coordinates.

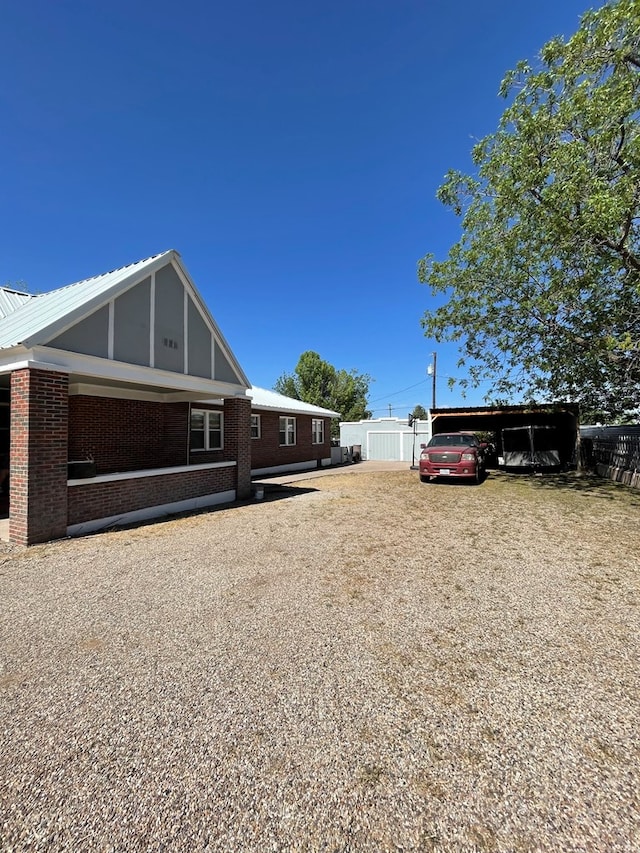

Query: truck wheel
[420,474,430,483]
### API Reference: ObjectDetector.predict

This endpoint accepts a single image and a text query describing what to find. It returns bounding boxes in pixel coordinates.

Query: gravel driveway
[1,466,639,852]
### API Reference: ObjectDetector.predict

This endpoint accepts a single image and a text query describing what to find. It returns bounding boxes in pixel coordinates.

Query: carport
[430,403,581,470]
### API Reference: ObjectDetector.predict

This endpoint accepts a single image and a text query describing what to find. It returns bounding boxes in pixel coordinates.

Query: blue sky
[2,0,594,416]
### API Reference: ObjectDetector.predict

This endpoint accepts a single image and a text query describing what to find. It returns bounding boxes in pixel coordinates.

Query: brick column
[223,396,252,500]
[10,368,69,545]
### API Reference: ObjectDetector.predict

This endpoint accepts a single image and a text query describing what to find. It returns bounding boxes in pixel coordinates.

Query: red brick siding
[187,400,251,497]
[67,465,236,526]
[69,397,189,473]
[224,397,252,499]
[13,385,329,539]
[10,368,69,545]
[250,412,332,470]
[67,396,252,525]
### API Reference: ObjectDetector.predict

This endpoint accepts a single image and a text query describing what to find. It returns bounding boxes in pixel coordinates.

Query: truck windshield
[427,434,475,447]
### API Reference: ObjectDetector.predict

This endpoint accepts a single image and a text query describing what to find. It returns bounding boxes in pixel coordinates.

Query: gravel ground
[1,466,639,852]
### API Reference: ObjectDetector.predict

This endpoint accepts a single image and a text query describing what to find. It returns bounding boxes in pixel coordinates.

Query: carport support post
[10,368,69,545]
[224,395,252,500]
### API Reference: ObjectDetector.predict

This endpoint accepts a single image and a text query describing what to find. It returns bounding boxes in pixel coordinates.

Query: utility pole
[388,404,392,417]
[432,351,437,410]
[409,412,418,469]
[427,352,437,411]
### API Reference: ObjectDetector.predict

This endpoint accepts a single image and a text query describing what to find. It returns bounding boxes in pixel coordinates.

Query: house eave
[250,403,340,418]
[0,345,249,401]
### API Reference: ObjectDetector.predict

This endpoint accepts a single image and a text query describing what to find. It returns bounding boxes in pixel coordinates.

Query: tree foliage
[411,404,428,420]
[418,0,640,420]
[274,351,372,436]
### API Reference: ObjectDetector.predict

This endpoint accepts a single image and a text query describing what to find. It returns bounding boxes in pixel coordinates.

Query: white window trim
[312,418,324,445]
[279,416,296,446]
[251,414,261,439]
[191,408,224,451]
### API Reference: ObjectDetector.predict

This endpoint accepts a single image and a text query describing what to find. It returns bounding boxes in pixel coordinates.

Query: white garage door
[367,431,403,461]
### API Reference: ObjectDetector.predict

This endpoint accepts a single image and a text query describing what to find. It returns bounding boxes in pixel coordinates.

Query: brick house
[0,251,338,545]
[247,386,339,476]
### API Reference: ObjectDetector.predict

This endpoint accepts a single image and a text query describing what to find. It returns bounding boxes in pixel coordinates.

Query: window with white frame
[279,416,296,446]
[190,409,223,451]
[312,418,324,444]
[251,414,261,439]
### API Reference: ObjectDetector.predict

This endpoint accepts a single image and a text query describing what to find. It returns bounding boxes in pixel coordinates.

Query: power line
[368,379,428,405]
[368,373,495,407]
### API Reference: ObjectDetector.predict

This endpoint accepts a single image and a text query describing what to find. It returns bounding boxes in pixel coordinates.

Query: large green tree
[274,351,372,436]
[418,0,640,420]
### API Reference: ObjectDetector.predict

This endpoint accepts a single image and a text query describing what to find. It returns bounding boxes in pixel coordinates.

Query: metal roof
[0,287,32,321]
[249,386,340,417]
[0,251,175,349]
[431,403,580,416]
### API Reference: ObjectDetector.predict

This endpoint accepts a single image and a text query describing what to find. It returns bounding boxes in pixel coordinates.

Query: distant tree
[274,351,372,437]
[418,0,640,419]
[411,404,428,420]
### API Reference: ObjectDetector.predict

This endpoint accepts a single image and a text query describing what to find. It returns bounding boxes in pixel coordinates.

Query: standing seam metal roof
[0,288,32,321]
[249,386,340,417]
[0,251,174,349]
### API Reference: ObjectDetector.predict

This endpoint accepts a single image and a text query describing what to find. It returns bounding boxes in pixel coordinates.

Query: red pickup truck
[419,432,486,484]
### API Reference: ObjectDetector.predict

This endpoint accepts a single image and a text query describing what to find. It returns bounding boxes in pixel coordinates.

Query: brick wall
[68,395,330,484]
[250,412,332,470]
[11,384,326,540]
[10,368,69,545]
[67,464,236,525]
[224,396,252,499]
[69,396,189,473]
[66,395,253,525]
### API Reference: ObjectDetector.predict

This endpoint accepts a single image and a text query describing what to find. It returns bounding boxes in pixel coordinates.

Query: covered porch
[0,361,252,545]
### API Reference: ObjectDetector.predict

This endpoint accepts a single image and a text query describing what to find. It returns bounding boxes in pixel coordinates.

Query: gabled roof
[249,386,340,418]
[0,251,175,349]
[0,250,252,392]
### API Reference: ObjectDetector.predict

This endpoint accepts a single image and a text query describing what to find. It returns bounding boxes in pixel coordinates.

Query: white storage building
[339,416,431,463]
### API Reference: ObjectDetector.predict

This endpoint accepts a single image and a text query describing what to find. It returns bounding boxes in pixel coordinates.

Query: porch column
[224,395,251,500]
[10,368,69,545]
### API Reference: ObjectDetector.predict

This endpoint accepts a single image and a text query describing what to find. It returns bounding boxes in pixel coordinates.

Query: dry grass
[0,468,639,852]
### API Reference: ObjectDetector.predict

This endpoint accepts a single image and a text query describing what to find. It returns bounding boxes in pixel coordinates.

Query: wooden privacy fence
[583,426,640,489]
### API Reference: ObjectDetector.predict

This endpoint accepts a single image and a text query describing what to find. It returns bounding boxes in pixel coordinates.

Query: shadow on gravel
[499,470,640,503]
[253,484,318,502]
[85,485,320,538]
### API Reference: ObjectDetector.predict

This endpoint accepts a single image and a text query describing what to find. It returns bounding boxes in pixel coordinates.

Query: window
[251,414,261,439]
[190,409,223,451]
[312,418,324,444]
[279,416,296,446]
